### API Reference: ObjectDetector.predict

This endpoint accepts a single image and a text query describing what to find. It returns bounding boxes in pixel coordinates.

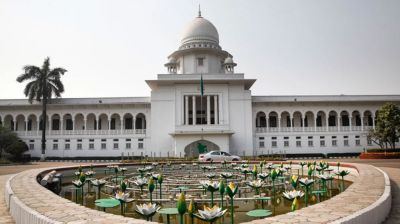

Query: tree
[368,103,400,150]
[16,57,67,160]
[0,125,18,158]
[4,140,28,161]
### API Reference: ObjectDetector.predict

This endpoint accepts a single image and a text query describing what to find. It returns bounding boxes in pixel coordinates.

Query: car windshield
[210,151,220,155]
[224,152,231,156]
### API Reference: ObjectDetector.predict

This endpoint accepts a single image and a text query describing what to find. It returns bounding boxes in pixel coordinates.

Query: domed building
[0,12,399,159]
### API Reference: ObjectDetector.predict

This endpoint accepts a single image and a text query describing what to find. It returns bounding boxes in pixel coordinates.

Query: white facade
[0,13,400,158]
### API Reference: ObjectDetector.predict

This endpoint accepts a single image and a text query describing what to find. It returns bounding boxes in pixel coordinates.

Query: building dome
[180,16,219,46]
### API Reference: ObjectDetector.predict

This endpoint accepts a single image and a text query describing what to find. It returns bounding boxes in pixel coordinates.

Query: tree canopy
[368,103,400,150]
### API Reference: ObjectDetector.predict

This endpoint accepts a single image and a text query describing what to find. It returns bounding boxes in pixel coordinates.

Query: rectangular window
[138,142,144,149]
[53,144,58,150]
[77,139,82,142]
[355,139,361,146]
[65,139,70,142]
[126,139,131,142]
[101,139,106,142]
[259,137,265,140]
[126,143,131,149]
[29,139,34,142]
[320,136,325,139]
[272,141,277,147]
[65,144,70,150]
[296,136,301,140]
[308,136,313,139]
[77,143,82,150]
[113,143,119,149]
[332,140,337,146]
[367,138,372,146]
[271,137,277,140]
[284,141,289,147]
[344,140,349,146]
[89,139,94,142]
[320,140,325,147]
[308,140,313,147]
[113,139,119,142]
[29,144,34,150]
[101,143,106,149]
[296,141,301,147]
[259,141,265,148]
[197,57,204,66]
[284,136,289,140]
[89,143,94,150]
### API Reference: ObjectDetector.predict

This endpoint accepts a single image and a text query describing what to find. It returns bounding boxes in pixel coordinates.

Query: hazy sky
[0,0,399,99]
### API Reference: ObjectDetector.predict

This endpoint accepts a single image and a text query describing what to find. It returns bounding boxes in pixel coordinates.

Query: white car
[198,151,241,162]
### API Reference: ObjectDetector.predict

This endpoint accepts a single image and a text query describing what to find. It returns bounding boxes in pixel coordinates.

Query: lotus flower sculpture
[119,167,127,176]
[85,170,95,177]
[157,174,163,199]
[252,165,258,179]
[291,175,299,189]
[137,168,146,177]
[115,190,130,202]
[225,182,238,224]
[299,162,307,176]
[120,180,127,192]
[220,172,233,180]
[176,193,186,224]
[132,177,147,193]
[257,172,269,181]
[91,179,107,199]
[148,177,155,203]
[200,180,219,206]
[196,205,227,223]
[283,190,304,211]
[299,178,315,206]
[241,167,251,180]
[188,198,196,224]
[136,203,160,221]
[206,173,216,179]
[247,179,263,195]
[336,170,350,192]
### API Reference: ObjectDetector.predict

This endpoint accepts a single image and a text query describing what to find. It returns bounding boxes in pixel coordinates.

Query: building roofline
[252,94,400,103]
[0,97,151,106]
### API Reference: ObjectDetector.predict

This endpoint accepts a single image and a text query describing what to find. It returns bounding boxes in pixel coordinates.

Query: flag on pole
[200,74,204,96]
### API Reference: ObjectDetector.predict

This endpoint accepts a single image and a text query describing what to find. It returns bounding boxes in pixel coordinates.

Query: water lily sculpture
[85,170,95,177]
[91,179,107,199]
[136,203,160,221]
[115,190,131,215]
[318,174,334,194]
[137,167,146,177]
[282,190,304,211]
[220,172,233,180]
[257,172,269,181]
[176,193,186,224]
[241,167,251,180]
[196,205,227,223]
[270,169,279,195]
[200,180,219,206]
[299,178,315,206]
[119,167,127,176]
[335,170,350,192]
[225,182,238,224]
[206,173,216,179]
[120,180,127,192]
[247,179,264,195]
[132,177,148,193]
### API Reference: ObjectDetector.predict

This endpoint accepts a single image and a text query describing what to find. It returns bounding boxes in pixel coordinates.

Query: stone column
[337,116,341,132]
[372,115,376,129]
[133,118,136,132]
[60,119,63,134]
[72,119,75,131]
[192,96,196,125]
[185,96,189,125]
[214,95,218,124]
[326,117,329,131]
[25,119,28,132]
[278,116,281,132]
[37,117,40,134]
[349,116,352,131]
[302,117,306,132]
[207,95,210,125]
[361,116,364,131]
[84,119,87,131]
[120,118,124,131]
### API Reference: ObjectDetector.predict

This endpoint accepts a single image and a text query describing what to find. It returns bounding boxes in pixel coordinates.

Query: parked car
[198,151,241,162]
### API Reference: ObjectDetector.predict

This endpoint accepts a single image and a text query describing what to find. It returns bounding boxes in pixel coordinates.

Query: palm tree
[16,57,67,160]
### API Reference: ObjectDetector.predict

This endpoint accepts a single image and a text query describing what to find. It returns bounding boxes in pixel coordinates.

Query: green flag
[200,74,204,96]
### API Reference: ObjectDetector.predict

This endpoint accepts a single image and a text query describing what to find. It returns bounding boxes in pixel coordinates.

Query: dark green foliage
[16,57,67,158]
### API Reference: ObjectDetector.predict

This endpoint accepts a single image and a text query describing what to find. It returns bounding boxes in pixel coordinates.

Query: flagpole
[200,73,203,140]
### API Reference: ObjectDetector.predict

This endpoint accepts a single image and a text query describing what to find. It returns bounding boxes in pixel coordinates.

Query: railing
[14,129,147,136]
[255,126,373,133]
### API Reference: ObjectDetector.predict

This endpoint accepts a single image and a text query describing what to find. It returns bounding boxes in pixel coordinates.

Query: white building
[1,13,399,159]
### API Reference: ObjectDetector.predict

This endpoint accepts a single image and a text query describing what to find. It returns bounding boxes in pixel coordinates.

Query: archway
[184,140,220,157]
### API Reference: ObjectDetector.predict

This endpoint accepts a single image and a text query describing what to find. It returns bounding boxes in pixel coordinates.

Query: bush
[5,141,28,161]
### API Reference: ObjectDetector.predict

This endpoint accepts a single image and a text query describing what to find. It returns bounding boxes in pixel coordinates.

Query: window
[53,144,58,150]
[320,140,325,147]
[296,136,301,139]
[89,143,94,150]
[344,140,349,146]
[211,151,220,155]
[77,143,82,150]
[296,141,301,147]
[197,57,204,66]
[65,139,70,142]
[355,139,361,146]
[308,140,313,147]
[284,141,289,147]
[126,143,131,149]
[259,141,265,148]
[272,141,277,147]
[101,139,106,142]
[332,140,337,146]
[113,143,119,149]
[29,144,34,150]
[138,138,144,149]
[101,143,106,149]
[65,143,70,150]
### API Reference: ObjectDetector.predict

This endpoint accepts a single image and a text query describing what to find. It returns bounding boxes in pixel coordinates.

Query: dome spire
[198,4,202,17]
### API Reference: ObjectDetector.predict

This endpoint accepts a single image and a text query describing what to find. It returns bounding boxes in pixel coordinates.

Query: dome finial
[198,4,202,17]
